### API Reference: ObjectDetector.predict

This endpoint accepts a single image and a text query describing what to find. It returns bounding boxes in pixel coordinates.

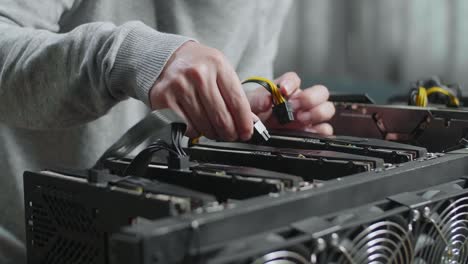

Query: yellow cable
[190,136,201,145]
[415,87,427,107]
[244,76,283,104]
[426,86,460,106]
[415,86,460,107]
[242,76,286,104]
[191,77,285,144]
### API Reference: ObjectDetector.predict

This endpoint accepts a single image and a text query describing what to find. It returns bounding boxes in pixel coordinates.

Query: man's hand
[247,72,335,135]
[150,41,253,141]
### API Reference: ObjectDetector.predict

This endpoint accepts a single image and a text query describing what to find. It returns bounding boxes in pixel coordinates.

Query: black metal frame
[107,149,468,264]
[23,103,468,264]
[195,178,468,263]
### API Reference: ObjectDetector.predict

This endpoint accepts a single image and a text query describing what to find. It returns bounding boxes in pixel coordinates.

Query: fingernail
[225,135,237,142]
[239,124,253,141]
[289,99,300,111]
[279,80,292,96]
[240,135,249,141]
[251,113,260,122]
[240,131,252,141]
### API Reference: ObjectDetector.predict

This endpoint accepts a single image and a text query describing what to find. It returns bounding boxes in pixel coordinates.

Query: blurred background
[274,0,468,103]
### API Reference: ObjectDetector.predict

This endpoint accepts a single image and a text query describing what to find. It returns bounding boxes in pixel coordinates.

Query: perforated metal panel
[26,184,102,264]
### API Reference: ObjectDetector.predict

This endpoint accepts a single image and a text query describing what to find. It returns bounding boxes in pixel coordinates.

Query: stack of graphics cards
[24,102,468,264]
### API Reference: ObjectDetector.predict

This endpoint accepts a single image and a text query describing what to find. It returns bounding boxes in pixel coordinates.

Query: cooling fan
[413,186,468,264]
[314,207,414,264]
[211,232,312,264]
[250,250,311,264]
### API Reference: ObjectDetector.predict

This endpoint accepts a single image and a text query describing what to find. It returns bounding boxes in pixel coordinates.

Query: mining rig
[24,98,468,264]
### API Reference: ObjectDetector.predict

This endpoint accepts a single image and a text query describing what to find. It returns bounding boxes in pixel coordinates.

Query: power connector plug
[251,120,270,143]
[167,153,190,170]
[273,101,294,124]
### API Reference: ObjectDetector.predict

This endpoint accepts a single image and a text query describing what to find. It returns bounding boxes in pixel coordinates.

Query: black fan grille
[323,217,414,264]
[307,193,468,264]
[251,250,310,264]
[414,196,468,264]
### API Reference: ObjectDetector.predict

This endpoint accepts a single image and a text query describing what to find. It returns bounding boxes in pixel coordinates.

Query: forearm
[0,21,190,129]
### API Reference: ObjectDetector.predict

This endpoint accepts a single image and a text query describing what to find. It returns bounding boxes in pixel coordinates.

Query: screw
[316,238,326,251]
[411,209,420,222]
[331,233,340,246]
[191,220,199,229]
[423,207,431,218]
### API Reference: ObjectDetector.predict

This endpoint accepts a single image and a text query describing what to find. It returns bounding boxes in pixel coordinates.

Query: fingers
[165,98,200,138]
[306,123,333,135]
[296,101,335,124]
[275,72,301,97]
[183,58,237,141]
[246,87,271,114]
[177,103,199,138]
[179,90,217,139]
[150,42,255,141]
[247,72,302,115]
[251,112,261,122]
[289,85,330,110]
[198,77,237,141]
[178,66,222,140]
[151,41,334,142]
[261,79,335,135]
[283,84,334,125]
[217,63,253,141]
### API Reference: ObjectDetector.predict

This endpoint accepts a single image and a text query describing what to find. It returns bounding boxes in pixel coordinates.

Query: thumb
[247,87,272,114]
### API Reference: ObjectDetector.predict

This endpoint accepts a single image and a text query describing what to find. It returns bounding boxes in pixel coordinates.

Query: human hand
[150,41,253,141]
[247,72,335,135]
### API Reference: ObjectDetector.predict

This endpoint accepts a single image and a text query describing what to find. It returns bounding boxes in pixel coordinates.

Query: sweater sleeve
[0,0,191,129]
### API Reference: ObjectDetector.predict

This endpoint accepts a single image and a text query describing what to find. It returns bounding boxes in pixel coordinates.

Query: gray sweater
[0,0,291,262]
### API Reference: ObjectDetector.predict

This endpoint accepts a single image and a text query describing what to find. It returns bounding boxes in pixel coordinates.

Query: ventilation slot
[29,185,103,264]
[30,201,57,248]
[42,188,99,236]
[41,236,99,264]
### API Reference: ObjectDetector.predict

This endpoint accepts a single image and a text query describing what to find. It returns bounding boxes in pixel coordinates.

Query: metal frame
[108,150,468,264]
[23,104,468,264]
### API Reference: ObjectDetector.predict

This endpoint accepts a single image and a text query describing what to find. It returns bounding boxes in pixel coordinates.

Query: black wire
[145,138,181,157]
[172,128,181,155]
[180,129,187,155]
[148,139,170,147]
[121,117,190,177]
[123,146,177,176]
[171,126,177,154]
[178,129,186,156]
[124,123,188,176]
[147,142,175,154]
[146,144,180,157]
[170,129,179,155]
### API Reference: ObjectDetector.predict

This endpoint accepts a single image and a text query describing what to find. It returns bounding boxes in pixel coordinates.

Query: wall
[274,0,468,102]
